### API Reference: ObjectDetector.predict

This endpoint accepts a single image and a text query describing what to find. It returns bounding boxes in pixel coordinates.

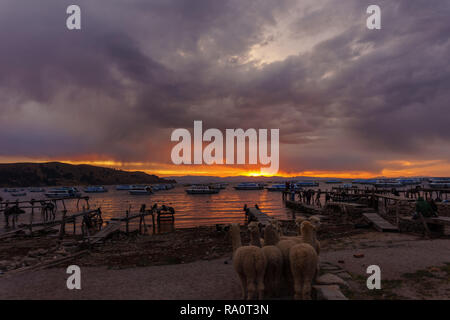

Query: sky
[0,0,450,177]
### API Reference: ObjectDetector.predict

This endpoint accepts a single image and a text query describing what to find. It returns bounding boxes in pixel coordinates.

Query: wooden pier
[362,212,398,232]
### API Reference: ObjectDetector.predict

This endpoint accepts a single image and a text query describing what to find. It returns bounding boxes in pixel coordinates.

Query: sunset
[1,0,449,307]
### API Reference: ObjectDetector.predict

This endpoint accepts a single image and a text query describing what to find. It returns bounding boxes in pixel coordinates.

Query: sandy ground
[1,232,448,300]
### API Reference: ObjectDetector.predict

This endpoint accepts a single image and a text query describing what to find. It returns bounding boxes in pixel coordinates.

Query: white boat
[83,186,108,193]
[396,178,421,186]
[234,183,264,190]
[11,192,27,197]
[29,187,45,192]
[4,188,24,193]
[45,187,81,198]
[266,184,287,191]
[429,178,450,188]
[374,180,402,188]
[129,186,153,195]
[295,181,319,187]
[186,185,220,194]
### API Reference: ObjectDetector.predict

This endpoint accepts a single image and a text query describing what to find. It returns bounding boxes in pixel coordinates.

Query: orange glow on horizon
[1,157,450,178]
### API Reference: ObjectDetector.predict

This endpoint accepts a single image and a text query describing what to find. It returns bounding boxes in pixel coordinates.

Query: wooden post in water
[125,209,129,234]
[29,200,35,234]
[59,209,67,240]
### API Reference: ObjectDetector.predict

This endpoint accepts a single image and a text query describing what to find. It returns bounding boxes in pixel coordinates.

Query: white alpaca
[230,223,267,300]
[289,243,318,300]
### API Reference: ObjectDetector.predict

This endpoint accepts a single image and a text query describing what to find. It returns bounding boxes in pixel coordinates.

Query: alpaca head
[269,219,282,235]
[300,220,316,244]
[230,223,242,252]
[248,221,260,233]
[295,216,306,235]
[308,216,321,229]
[264,223,280,245]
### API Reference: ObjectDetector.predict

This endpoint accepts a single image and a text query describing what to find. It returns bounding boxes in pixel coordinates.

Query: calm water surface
[1,184,319,231]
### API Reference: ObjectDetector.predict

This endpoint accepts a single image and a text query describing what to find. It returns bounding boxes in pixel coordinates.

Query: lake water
[0,184,328,232]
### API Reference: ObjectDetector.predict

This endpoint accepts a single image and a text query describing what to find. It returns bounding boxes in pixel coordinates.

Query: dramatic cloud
[0,0,449,176]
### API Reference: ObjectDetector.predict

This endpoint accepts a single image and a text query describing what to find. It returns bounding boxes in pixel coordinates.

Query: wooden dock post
[59,209,67,240]
[125,209,129,234]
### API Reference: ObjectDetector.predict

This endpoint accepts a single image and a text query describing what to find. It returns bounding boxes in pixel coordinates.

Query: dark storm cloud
[0,0,449,173]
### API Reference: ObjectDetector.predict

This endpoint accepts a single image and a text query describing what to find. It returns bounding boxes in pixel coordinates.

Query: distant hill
[0,162,175,187]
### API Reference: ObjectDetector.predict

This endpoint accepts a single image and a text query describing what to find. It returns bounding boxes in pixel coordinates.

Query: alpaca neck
[231,224,242,254]
[301,229,315,246]
[249,229,261,247]
[264,227,279,245]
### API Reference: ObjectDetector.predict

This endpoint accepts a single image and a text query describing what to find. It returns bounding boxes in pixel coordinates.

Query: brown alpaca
[248,221,263,247]
[289,243,318,300]
[300,220,320,255]
[263,224,280,246]
[230,224,266,300]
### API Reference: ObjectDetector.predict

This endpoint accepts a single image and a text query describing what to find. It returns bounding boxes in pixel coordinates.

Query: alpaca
[261,245,283,297]
[230,224,267,300]
[263,224,280,246]
[269,219,283,237]
[248,221,263,247]
[300,220,320,255]
[308,215,321,229]
[249,222,283,297]
[289,243,318,300]
[275,239,297,291]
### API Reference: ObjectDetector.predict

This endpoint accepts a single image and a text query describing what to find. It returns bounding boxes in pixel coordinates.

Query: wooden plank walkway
[363,212,398,232]
[88,221,122,245]
[246,207,272,226]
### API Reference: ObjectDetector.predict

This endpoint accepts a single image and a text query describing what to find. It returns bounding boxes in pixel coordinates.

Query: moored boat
[186,185,220,194]
[28,187,45,192]
[294,181,319,187]
[45,187,81,198]
[11,192,27,197]
[429,178,450,188]
[325,179,342,184]
[234,183,264,190]
[129,186,153,195]
[266,184,286,191]
[83,186,108,193]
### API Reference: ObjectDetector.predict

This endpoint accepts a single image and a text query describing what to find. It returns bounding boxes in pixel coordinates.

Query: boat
[185,185,220,194]
[212,183,227,189]
[396,178,422,186]
[374,180,402,188]
[325,179,342,184]
[45,187,81,198]
[83,186,108,193]
[234,183,264,190]
[4,188,24,193]
[116,185,142,190]
[28,187,45,192]
[429,178,450,188]
[129,186,153,195]
[294,181,319,187]
[11,192,27,197]
[266,184,287,191]
[352,179,378,185]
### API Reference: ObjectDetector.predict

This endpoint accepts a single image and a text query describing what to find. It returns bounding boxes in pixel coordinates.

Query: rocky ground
[0,223,449,299]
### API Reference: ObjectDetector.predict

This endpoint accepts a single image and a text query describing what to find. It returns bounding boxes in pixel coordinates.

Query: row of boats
[185,178,450,194]
[2,184,176,198]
